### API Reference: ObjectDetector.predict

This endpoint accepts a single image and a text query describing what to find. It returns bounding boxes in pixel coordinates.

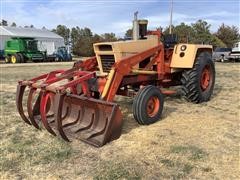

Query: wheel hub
[11,56,16,63]
[201,65,211,91]
[147,96,160,117]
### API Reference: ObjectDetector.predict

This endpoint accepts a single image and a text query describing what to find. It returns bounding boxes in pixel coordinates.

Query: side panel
[4,39,20,55]
[19,39,25,52]
[170,44,212,68]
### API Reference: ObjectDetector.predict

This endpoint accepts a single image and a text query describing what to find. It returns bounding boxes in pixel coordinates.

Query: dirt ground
[0,62,239,179]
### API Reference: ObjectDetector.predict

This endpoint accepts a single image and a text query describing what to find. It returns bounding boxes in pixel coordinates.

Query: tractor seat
[163,34,178,48]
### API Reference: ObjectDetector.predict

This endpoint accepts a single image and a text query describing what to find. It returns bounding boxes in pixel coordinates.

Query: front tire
[55,56,64,62]
[11,54,20,63]
[181,51,215,103]
[5,56,10,63]
[220,56,225,63]
[133,85,164,125]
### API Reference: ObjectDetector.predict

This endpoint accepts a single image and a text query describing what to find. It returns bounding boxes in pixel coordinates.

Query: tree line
[1,19,239,56]
[52,26,117,56]
[125,20,239,49]
[53,20,239,56]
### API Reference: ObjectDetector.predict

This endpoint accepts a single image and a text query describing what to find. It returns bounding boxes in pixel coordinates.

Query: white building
[0,26,64,55]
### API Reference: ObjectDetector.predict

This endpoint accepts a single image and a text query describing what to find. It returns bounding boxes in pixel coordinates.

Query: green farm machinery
[4,37,46,63]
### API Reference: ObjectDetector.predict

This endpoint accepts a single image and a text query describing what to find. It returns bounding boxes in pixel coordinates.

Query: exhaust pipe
[132,12,148,40]
[133,11,139,41]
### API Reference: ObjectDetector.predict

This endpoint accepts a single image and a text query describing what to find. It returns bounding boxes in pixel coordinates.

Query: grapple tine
[16,84,31,125]
[27,88,41,129]
[54,93,70,141]
[40,92,56,136]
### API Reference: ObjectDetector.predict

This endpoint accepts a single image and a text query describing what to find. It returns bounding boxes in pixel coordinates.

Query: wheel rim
[147,96,160,117]
[11,56,16,63]
[5,57,9,63]
[201,65,211,91]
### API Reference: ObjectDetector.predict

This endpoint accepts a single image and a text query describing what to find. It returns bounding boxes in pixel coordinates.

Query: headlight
[180,45,187,51]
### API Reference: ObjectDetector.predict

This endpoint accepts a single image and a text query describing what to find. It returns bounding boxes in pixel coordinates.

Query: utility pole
[169,0,173,34]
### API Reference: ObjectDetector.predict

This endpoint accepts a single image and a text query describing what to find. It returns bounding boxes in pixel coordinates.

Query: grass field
[0,62,239,179]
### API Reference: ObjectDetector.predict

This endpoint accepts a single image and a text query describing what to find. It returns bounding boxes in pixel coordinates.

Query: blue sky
[1,0,239,36]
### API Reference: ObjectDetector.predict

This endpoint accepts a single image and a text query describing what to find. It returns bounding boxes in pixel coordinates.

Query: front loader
[16,14,215,147]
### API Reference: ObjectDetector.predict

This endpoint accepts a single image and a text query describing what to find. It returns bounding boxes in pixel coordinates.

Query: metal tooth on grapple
[27,88,42,129]
[39,91,57,135]
[16,59,123,147]
[55,94,123,147]
[16,84,32,125]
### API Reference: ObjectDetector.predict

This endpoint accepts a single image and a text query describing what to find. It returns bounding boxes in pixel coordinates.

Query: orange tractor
[16,15,215,147]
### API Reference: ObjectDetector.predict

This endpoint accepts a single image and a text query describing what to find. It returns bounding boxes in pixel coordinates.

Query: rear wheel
[133,85,164,125]
[11,54,20,63]
[181,51,215,103]
[17,53,24,63]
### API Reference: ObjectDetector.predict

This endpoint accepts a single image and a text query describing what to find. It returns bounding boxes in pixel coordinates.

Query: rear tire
[181,51,215,103]
[133,85,164,125]
[17,53,24,63]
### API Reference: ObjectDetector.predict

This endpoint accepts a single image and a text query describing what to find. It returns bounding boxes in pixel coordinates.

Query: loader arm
[102,44,163,101]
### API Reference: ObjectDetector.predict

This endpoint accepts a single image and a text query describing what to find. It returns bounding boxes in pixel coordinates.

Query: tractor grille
[100,55,115,72]
[98,45,113,51]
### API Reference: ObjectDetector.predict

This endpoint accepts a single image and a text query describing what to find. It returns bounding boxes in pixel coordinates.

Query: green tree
[215,23,240,47]
[52,25,70,45]
[92,34,103,42]
[164,23,195,43]
[209,35,226,48]
[191,20,212,44]
[79,28,94,56]
[174,23,195,43]
[0,19,8,26]
[101,33,117,42]
[125,28,133,38]
[70,27,81,56]
[11,22,16,27]
[163,25,175,34]
[70,27,97,56]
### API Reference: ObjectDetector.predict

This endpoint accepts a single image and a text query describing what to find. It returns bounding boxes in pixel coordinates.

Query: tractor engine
[94,15,159,75]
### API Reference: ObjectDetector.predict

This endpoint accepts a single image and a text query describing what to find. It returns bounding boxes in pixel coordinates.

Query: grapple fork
[16,59,123,147]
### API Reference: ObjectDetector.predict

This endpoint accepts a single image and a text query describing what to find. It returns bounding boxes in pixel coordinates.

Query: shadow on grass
[212,83,222,97]
[117,95,178,135]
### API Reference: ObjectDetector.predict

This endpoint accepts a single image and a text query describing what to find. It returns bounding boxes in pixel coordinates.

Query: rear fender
[170,44,212,69]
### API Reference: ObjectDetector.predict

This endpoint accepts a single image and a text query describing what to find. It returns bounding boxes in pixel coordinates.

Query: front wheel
[133,85,164,125]
[5,56,10,63]
[220,56,225,63]
[55,57,62,62]
[11,54,20,63]
[181,51,215,103]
